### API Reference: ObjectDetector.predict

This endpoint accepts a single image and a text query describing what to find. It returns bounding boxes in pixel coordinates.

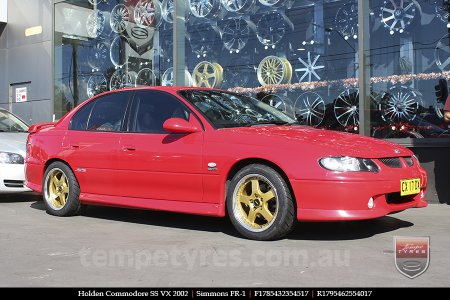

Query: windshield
[179,90,297,128]
[0,110,29,132]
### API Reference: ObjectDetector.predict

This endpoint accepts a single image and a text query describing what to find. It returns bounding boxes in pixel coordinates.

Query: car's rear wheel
[43,162,81,216]
[227,164,295,240]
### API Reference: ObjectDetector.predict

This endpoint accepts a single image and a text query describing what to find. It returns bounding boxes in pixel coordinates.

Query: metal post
[173,0,186,86]
[358,0,370,136]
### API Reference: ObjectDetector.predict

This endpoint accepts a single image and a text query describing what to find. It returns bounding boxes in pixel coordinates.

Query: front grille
[403,156,414,167]
[3,180,24,188]
[386,192,415,204]
[379,157,402,168]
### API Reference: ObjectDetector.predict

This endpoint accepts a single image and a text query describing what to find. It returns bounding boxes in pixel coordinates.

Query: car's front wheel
[43,161,81,216]
[227,164,296,240]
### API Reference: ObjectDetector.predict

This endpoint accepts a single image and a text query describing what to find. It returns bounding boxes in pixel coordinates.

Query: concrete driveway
[0,193,448,287]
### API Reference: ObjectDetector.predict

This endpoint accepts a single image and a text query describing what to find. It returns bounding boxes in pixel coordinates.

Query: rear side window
[69,101,95,131]
[70,92,130,131]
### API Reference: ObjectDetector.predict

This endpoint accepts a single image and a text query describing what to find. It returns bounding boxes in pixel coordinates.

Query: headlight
[0,152,24,164]
[319,156,379,173]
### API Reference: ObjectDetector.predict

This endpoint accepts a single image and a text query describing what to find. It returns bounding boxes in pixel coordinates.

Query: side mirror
[163,118,201,134]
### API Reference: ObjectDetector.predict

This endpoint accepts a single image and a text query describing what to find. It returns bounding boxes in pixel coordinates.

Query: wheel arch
[44,158,76,177]
[225,158,297,209]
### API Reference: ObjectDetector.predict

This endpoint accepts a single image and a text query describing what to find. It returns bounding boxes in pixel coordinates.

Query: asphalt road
[0,193,448,287]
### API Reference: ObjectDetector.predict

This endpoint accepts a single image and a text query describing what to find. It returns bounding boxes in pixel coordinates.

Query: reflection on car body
[25,87,428,240]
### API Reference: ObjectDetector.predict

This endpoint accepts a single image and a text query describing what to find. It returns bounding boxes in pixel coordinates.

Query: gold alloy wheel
[257,56,292,86]
[45,168,69,210]
[193,61,223,88]
[233,174,278,232]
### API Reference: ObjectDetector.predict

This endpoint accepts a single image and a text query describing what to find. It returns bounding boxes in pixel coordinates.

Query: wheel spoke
[251,179,261,195]
[247,209,257,225]
[238,194,252,206]
[261,189,275,202]
[260,206,274,223]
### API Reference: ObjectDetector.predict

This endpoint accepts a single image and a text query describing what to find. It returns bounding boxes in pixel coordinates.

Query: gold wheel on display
[233,174,278,232]
[280,57,293,83]
[44,168,69,210]
[193,61,223,88]
[257,56,291,86]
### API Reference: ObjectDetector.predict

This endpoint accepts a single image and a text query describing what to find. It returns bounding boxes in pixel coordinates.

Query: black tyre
[42,161,81,216]
[227,164,296,240]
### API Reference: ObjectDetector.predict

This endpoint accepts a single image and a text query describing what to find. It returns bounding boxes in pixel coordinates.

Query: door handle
[122,146,136,151]
[70,144,79,149]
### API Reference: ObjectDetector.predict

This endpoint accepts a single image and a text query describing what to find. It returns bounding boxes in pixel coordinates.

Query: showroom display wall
[53,0,450,140]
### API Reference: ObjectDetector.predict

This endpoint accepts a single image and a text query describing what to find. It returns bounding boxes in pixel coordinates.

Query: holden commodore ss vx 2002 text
[25,87,428,240]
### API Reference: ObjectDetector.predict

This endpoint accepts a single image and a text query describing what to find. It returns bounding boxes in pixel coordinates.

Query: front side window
[70,92,130,131]
[131,91,191,134]
[179,90,296,128]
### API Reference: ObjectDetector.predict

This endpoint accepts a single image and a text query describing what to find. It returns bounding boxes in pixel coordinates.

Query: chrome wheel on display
[256,11,287,49]
[88,42,108,71]
[136,68,157,86]
[435,33,450,71]
[260,94,294,118]
[435,1,450,28]
[224,63,255,88]
[379,86,421,123]
[134,0,162,28]
[335,1,359,40]
[86,10,106,38]
[87,74,108,98]
[295,51,325,82]
[258,0,284,6]
[110,68,136,90]
[257,56,292,86]
[110,4,130,34]
[334,88,360,127]
[188,23,220,58]
[221,0,255,13]
[222,17,251,54]
[162,0,186,23]
[189,0,221,18]
[380,0,416,35]
[161,67,193,86]
[294,92,325,127]
[110,35,129,69]
[193,61,223,88]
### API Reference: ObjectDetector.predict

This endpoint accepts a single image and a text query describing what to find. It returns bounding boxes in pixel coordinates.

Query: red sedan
[25,87,428,240]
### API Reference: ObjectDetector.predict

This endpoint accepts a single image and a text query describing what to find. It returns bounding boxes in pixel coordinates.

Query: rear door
[62,91,131,196]
[116,90,204,202]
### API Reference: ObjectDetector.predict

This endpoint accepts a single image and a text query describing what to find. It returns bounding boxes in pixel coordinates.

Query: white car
[0,108,30,193]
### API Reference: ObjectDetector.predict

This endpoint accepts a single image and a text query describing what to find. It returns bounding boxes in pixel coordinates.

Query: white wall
[0,0,7,23]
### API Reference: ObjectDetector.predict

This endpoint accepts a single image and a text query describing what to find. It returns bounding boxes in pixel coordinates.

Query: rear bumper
[0,163,31,193]
[291,175,428,221]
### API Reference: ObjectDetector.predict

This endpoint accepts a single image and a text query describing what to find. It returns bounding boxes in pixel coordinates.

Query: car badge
[394,149,401,154]
[208,162,217,171]
[394,236,430,279]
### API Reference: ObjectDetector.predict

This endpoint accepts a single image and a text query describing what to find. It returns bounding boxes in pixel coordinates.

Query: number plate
[400,178,421,196]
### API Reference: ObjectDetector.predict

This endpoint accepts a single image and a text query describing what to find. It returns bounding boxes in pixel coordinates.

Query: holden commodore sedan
[25,87,427,240]
[0,108,30,193]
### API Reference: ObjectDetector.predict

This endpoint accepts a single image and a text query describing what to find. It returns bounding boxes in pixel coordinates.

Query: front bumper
[291,167,428,221]
[0,163,31,193]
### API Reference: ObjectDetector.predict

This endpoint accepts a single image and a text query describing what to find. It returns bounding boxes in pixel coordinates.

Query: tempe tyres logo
[394,236,430,279]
